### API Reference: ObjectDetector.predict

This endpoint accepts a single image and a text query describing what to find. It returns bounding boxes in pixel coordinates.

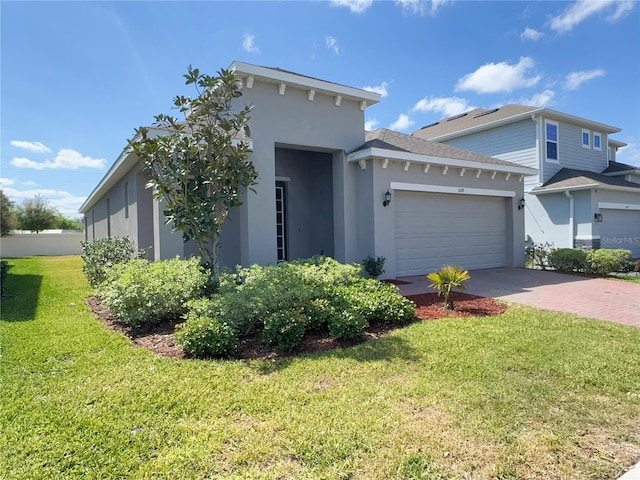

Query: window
[582,129,591,149]
[106,198,111,237]
[124,182,129,218]
[545,120,558,162]
[593,132,602,151]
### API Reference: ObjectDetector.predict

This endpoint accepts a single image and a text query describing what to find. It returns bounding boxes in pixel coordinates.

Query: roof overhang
[530,183,640,195]
[608,139,627,148]
[79,146,137,214]
[230,61,381,110]
[603,169,640,177]
[428,107,620,142]
[79,127,254,214]
[347,146,537,176]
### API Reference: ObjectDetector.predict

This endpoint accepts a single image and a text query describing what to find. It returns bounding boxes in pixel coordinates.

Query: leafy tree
[55,214,83,230]
[1,190,17,236]
[16,195,57,233]
[129,66,256,284]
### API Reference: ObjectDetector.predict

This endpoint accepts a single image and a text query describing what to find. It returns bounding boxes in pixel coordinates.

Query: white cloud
[516,89,555,107]
[10,140,52,153]
[389,114,415,131]
[242,34,259,54]
[394,0,452,15]
[617,140,640,167]
[549,0,634,34]
[2,186,86,217]
[520,27,543,41]
[0,177,16,187]
[22,181,37,186]
[564,69,605,90]
[456,56,541,94]
[11,149,106,170]
[412,96,476,117]
[326,36,341,55]
[361,81,389,98]
[365,119,379,131]
[329,0,373,14]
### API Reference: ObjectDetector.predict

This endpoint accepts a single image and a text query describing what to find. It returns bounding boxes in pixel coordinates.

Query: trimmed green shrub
[190,257,416,352]
[362,255,386,279]
[175,316,237,358]
[263,308,307,352]
[0,260,8,297]
[586,249,632,275]
[337,279,416,325]
[327,307,367,340]
[99,257,207,326]
[548,248,587,273]
[81,237,143,287]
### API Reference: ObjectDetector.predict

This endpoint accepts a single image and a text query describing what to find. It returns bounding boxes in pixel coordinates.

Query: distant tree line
[0,191,83,236]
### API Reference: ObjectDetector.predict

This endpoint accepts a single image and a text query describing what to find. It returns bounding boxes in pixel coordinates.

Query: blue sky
[2,0,639,217]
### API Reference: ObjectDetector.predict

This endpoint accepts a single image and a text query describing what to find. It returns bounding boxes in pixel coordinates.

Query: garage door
[395,191,507,277]
[601,209,640,259]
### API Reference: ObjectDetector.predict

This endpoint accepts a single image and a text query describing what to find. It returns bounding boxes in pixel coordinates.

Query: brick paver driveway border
[398,268,640,327]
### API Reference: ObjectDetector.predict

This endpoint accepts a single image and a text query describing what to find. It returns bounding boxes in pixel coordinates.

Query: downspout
[531,114,542,185]
[564,190,574,248]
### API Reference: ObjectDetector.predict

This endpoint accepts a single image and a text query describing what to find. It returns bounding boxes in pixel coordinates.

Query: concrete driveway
[398,268,640,327]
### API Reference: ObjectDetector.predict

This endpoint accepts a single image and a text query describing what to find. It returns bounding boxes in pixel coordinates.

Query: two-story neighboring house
[79,63,536,278]
[413,105,640,259]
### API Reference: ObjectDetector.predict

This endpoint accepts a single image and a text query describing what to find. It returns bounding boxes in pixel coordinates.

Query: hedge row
[83,239,416,358]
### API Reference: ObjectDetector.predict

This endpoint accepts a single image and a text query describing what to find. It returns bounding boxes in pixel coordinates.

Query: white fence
[0,230,84,257]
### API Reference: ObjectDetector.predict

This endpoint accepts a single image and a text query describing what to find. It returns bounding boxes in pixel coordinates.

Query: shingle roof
[351,128,529,168]
[412,105,537,140]
[602,161,640,174]
[532,168,640,192]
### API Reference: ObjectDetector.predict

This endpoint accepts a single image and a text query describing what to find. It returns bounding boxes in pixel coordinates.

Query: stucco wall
[355,158,527,277]
[231,78,367,267]
[1,231,84,257]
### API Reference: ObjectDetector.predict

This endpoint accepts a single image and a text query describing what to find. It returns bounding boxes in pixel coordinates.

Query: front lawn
[1,256,639,479]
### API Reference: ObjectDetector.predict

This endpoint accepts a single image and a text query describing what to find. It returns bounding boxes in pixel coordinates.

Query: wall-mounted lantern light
[383,190,392,207]
[594,213,603,222]
[518,198,525,210]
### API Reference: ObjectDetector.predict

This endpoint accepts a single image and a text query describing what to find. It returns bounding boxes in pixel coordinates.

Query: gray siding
[444,119,539,189]
[542,120,609,183]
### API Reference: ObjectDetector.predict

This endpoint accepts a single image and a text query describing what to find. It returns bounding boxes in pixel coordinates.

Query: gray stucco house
[79,62,536,278]
[413,105,640,259]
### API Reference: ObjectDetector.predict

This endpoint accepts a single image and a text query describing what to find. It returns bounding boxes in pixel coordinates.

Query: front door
[275,181,288,261]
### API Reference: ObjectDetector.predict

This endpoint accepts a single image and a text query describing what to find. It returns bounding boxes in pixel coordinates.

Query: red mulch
[86,291,506,360]
[407,291,507,319]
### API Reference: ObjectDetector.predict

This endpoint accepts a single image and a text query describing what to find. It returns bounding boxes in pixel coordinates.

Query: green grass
[1,256,640,479]
[615,274,640,284]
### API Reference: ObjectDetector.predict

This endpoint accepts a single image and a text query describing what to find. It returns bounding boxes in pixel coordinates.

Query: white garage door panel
[601,209,640,259]
[395,192,507,276]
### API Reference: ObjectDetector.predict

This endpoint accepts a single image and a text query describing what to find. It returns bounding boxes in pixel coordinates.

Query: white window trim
[544,120,559,163]
[581,129,591,149]
[593,132,602,151]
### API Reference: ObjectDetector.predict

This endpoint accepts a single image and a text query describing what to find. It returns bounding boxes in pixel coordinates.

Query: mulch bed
[86,291,506,360]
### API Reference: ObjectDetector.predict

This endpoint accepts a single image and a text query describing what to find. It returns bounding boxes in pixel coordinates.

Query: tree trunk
[444,294,454,310]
